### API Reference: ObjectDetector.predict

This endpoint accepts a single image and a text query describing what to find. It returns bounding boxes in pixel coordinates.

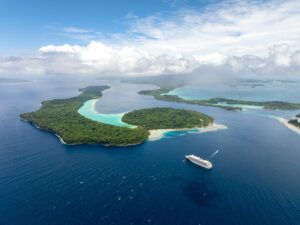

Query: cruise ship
[185,154,213,169]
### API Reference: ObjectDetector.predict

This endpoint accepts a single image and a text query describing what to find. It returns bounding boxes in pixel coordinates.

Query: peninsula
[139,88,243,111]
[124,76,300,111]
[139,87,300,111]
[20,86,216,146]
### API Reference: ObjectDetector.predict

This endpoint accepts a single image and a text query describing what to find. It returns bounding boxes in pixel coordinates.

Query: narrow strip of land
[123,76,300,111]
[138,87,300,111]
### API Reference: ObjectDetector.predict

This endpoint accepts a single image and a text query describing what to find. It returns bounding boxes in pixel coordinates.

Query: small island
[123,75,300,111]
[288,113,300,129]
[139,88,243,111]
[139,88,300,111]
[122,107,213,129]
[20,86,216,146]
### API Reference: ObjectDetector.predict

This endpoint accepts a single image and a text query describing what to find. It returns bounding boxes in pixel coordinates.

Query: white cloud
[63,27,93,33]
[1,0,300,78]
[40,44,82,54]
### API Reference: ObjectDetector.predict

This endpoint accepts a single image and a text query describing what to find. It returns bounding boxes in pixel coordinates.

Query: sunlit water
[0,79,300,225]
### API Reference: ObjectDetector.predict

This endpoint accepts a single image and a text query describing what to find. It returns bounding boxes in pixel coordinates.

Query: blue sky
[0,0,220,54]
[0,0,299,78]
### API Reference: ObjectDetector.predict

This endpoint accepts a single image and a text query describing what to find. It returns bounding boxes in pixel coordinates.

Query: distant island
[20,86,215,146]
[0,77,29,83]
[139,88,300,110]
[288,113,300,129]
[139,88,243,111]
[123,75,300,111]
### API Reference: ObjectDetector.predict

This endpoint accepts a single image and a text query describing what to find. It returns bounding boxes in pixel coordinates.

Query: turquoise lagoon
[78,99,136,128]
[164,128,202,138]
[78,98,214,139]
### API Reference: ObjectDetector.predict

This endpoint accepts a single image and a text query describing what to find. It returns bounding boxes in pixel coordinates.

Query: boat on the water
[185,154,213,169]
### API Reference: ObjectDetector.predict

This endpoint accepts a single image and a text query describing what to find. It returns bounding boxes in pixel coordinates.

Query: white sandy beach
[275,117,300,135]
[148,123,227,141]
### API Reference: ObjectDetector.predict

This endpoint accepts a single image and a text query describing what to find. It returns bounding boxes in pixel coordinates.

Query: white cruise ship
[185,154,213,169]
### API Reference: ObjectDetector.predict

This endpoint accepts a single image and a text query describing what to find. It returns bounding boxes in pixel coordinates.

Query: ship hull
[185,155,213,169]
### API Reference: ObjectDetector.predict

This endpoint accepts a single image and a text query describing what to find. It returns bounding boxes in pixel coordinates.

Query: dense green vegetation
[122,107,213,130]
[123,75,300,111]
[139,89,243,111]
[20,86,149,146]
[139,88,300,111]
[21,85,214,146]
[205,98,300,110]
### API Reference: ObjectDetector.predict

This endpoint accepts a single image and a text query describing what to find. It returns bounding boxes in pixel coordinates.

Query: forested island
[288,113,300,129]
[20,86,214,146]
[140,88,300,110]
[139,88,243,111]
[140,87,300,110]
[124,75,300,111]
[122,107,213,129]
[21,86,148,146]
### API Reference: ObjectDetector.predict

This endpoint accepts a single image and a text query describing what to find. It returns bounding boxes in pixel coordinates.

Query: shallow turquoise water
[79,99,209,138]
[78,99,135,128]
[164,128,201,138]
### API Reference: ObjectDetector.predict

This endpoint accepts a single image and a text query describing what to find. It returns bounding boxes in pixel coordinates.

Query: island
[0,77,29,83]
[20,86,216,146]
[122,107,213,129]
[123,75,300,111]
[139,88,243,111]
[288,113,300,129]
[139,87,300,111]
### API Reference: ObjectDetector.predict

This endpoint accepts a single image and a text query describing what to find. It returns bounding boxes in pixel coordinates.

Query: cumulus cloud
[1,0,300,79]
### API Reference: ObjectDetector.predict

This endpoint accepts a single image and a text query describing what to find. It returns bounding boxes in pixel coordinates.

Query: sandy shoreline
[274,116,300,135]
[148,123,227,141]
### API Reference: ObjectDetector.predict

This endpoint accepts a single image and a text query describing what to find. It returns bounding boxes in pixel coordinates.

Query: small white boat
[185,154,213,169]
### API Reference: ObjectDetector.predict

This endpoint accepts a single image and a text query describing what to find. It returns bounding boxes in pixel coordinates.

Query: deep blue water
[0,79,300,225]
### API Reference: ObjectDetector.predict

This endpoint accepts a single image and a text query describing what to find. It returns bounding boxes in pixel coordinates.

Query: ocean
[0,79,299,225]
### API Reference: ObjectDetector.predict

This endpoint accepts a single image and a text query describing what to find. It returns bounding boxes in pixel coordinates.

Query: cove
[78,99,136,128]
